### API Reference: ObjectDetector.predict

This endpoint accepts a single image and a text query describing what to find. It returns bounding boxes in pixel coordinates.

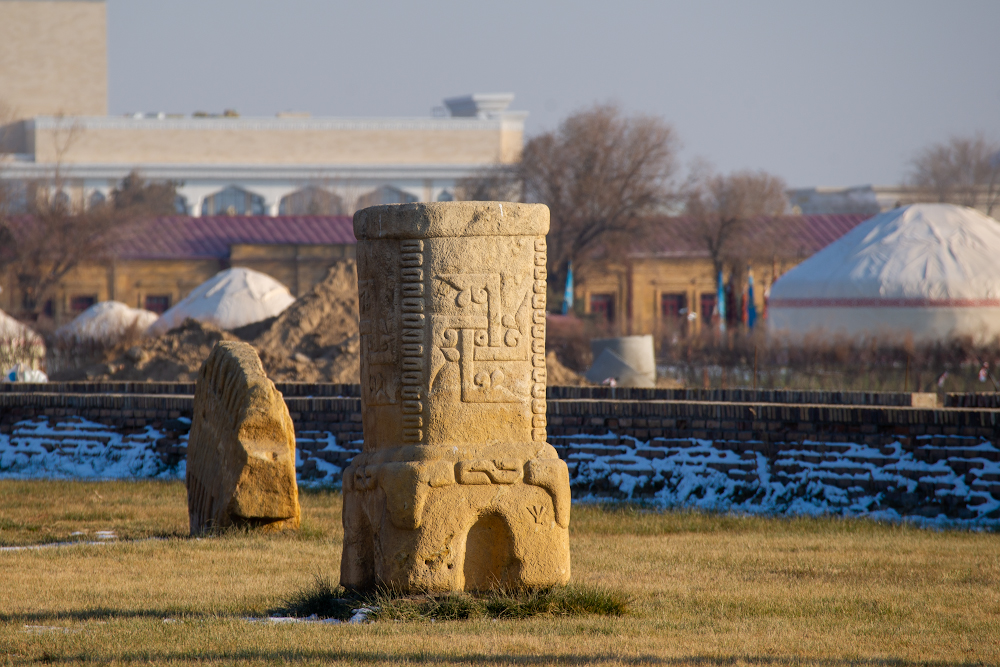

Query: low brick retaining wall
[2,383,999,525]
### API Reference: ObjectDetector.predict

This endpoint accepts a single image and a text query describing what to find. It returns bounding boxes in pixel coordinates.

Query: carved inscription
[431,251,538,405]
[527,504,546,524]
[531,237,547,442]
[400,239,426,443]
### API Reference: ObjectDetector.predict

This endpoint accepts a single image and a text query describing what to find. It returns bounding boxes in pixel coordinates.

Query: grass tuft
[275,577,630,622]
[274,575,362,620]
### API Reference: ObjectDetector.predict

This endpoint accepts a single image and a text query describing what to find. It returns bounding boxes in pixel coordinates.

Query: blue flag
[747,269,757,329]
[717,270,726,333]
[562,261,573,315]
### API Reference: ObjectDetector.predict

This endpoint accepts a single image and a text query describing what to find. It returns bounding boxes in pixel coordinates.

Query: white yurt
[768,203,1000,341]
[147,267,296,336]
[56,301,159,344]
[0,309,46,372]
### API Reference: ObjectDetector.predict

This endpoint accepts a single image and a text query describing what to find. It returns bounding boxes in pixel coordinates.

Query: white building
[0,1,526,216]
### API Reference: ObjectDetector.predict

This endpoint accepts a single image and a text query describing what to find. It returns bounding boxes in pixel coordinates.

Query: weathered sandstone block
[342,201,571,592]
[187,341,300,534]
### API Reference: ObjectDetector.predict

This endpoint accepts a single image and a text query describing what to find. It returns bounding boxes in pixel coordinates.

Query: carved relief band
[342,201,571,592]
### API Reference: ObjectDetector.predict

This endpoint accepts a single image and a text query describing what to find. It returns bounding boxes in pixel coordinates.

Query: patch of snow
[564,433,1000,529]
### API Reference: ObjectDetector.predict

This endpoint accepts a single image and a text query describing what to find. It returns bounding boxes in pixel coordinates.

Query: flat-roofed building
[0,215,358,323]
[0,1,526,215]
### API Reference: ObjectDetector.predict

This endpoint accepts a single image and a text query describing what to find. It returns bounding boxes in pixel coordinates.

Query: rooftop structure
[0,0,526,216]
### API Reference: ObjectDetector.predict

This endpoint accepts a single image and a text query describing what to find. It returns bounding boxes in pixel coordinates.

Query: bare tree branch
[685,168,788,292]
[909,133,1000,216]
[519,104,680,296]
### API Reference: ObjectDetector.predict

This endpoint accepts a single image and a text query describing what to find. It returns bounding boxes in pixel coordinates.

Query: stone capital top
[353,202,549,240]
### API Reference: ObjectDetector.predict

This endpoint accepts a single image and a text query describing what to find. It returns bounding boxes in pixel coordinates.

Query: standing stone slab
[187,341,300,534]
[342,201,571,592]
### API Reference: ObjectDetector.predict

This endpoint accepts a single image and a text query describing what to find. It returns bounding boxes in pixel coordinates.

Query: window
[174,194,189,214]
[201,186,265,216]
[144,295,171,314]
[70,295,97,313]
[661,293,687,319]
[661,292,688,335]
[88,190,106,209]
[590,294,615,322]
[52,190,71,212]
[279,186,344,215]
[700,293,717,326]
[356,185,418,210]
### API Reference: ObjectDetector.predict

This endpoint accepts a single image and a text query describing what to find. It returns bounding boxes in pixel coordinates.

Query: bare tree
[685,168,788,299]
[456,165,521,202]
[0,173,178,319]
[459,105,671,307]
[111,170,181,215]
[522,105,679,297]
[909,133,1000,216]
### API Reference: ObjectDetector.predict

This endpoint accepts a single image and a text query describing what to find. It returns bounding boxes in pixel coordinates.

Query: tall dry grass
[1,480,998,665]
[548,315,1000,392]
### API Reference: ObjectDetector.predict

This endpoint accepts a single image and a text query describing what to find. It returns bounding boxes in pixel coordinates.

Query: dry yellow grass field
[1,480,998,665]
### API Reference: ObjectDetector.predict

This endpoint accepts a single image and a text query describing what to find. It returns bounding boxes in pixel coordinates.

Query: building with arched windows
[0,1,526,217]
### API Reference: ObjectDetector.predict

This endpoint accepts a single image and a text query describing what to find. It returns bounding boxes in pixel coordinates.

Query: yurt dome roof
[147,267,295,336]
[768,204,1000,340]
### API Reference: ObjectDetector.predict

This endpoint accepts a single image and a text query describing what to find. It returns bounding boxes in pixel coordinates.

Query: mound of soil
[52,259,618,389]
[546,351,590,386]
[250,260,360,383]
[52,318,239,382]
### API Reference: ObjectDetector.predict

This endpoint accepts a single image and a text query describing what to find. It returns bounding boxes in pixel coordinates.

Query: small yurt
[147,267,296,336]
[768,204,1000,341]
[0,309,46,372]
[56,301,159,344]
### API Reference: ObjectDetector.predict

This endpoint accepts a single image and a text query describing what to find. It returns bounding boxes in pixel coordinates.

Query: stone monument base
[341,444,570,591]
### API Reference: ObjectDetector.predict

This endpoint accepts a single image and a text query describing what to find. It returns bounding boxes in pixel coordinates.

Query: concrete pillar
[341,202,570,592]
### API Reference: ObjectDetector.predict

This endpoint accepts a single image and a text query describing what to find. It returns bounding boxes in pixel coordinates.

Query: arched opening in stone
[463,513,518,590]
[342,500,377,590]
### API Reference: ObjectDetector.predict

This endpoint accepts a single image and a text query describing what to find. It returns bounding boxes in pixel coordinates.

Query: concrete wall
[29,117,523,166]
[0,1,107,124]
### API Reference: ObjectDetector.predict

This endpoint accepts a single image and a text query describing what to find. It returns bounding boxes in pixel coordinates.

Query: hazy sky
[107,0,1000,188]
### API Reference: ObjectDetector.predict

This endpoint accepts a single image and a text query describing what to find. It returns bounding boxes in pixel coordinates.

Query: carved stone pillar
[341,202,571,592]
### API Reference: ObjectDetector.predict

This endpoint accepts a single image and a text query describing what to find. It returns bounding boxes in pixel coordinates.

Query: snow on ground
[3,415,999,528]
[563,433,1000,528]
[0,417,353,488]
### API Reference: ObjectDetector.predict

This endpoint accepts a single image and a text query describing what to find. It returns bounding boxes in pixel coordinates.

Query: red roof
[116,215,356,260]
[6,213,869,262]
[633,214,871,259]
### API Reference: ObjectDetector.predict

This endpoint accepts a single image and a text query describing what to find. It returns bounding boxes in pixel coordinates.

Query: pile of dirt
[546,351,590,386]
[54,261,362,383]
[54,259,617,389]
[248,260,361,383]
[53,318,239,382]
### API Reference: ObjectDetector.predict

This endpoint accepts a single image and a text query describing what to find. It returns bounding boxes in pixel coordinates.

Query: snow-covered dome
[768,203,1000,341]
[56,301,159,344]
[0,309,45,368]
[147,267,296,336]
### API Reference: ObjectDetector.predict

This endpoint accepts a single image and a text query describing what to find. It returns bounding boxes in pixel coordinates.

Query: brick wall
[2,383,999,522]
